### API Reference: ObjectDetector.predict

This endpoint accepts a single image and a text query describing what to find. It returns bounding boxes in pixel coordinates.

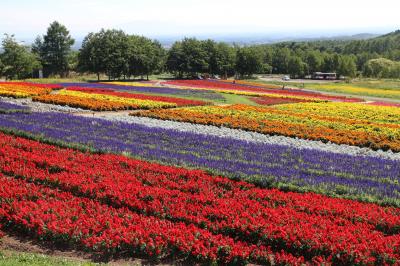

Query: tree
[0,34,41,80]
[235,47,263,78]
[166,38,208,78]
[78,29,129,80]
[288,56,307,78]
[272,47,291,74]
[33,21,75,77]
[126,35,165,80]
[200,40,235,77]
[337,55,357,78]
[305,50,324,74]
[363,58,397,78]
[215,42,236,77]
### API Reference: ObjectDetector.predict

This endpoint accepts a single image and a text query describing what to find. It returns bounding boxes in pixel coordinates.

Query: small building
[312,72,337,80]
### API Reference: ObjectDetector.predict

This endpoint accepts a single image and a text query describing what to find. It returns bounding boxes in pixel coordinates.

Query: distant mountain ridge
[16,30,398,50]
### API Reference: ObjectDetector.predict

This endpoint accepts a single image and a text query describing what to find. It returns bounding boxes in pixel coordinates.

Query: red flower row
[67,87,207,106]
[0,175,305,264]
[0,132,399,264]
[367,101,400,108]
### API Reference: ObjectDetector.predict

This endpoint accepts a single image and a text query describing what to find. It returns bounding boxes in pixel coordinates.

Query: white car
[282,75,290,81]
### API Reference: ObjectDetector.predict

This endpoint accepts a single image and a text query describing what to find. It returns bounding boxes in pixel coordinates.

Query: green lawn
[0,250,95,266]
[221,93,257,105]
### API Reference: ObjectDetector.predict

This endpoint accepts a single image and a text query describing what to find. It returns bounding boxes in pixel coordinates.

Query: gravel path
[0,97,90,113]
[87,112,400,161]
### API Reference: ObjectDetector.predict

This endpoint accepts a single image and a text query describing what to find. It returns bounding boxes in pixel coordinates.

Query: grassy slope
[221,93,257,105]
[248,78,400,99]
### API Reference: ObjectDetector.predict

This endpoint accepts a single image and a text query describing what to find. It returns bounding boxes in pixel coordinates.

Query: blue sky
[1,0,399,40]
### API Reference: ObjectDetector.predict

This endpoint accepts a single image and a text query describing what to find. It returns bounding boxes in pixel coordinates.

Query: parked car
[282,75,290,81]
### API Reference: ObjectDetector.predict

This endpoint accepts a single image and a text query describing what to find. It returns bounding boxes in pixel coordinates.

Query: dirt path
[0,233,177,265]
[0,234,94,264]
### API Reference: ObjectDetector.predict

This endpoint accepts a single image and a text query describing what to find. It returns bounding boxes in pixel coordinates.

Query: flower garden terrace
[1,132,400,265]
[1,79,400,265]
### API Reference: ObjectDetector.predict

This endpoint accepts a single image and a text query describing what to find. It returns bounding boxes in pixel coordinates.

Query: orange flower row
[0,84,54,98]
[33,94,136,111]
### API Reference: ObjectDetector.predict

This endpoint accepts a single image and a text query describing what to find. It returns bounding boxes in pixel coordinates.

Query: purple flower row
[0,100,30,112]
[0,111,399,206]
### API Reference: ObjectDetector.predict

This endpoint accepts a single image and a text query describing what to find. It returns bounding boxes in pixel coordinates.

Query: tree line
[1,21,399,80]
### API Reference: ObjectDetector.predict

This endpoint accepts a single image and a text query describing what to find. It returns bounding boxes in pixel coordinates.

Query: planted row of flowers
[164,80,363,102]
[0,175,306,265]
[66,87,207,106]
[0,111,399,206]
[367,101,400,108]
[33,89,178,111]
[250,96,310,105]
[0,100,30,113]
[133,103,400,152]
[58,82,225,100]
[0,132,399,264]
[0,82,60,98]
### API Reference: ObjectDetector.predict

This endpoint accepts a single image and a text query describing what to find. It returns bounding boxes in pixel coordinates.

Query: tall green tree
[272,48,291,74]
[305,50,324,74]
[33,21,74,77]
[126,35,165,80]
[0,34,40,80]
[337,55,357,78]
[235,47,263,78]
[78,29,128,80]
[288,56,307,78]
[166,38,208,78]
[200,40,235,77]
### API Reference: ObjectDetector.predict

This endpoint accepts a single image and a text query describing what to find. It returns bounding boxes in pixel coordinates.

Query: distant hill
[341,29,400,54]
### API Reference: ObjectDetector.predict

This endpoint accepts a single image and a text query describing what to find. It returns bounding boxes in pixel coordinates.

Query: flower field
[164,80,364,102]
[1,79,400,264]
[32,89,196,111]
[59,82,225,100]
[0,82,60,98]
[0,111,399,206]
[1,132,400,264]
[66,87,207,106]
[134,102,400,151]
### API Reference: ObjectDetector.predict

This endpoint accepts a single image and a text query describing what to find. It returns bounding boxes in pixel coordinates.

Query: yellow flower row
[276,102,400,125]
